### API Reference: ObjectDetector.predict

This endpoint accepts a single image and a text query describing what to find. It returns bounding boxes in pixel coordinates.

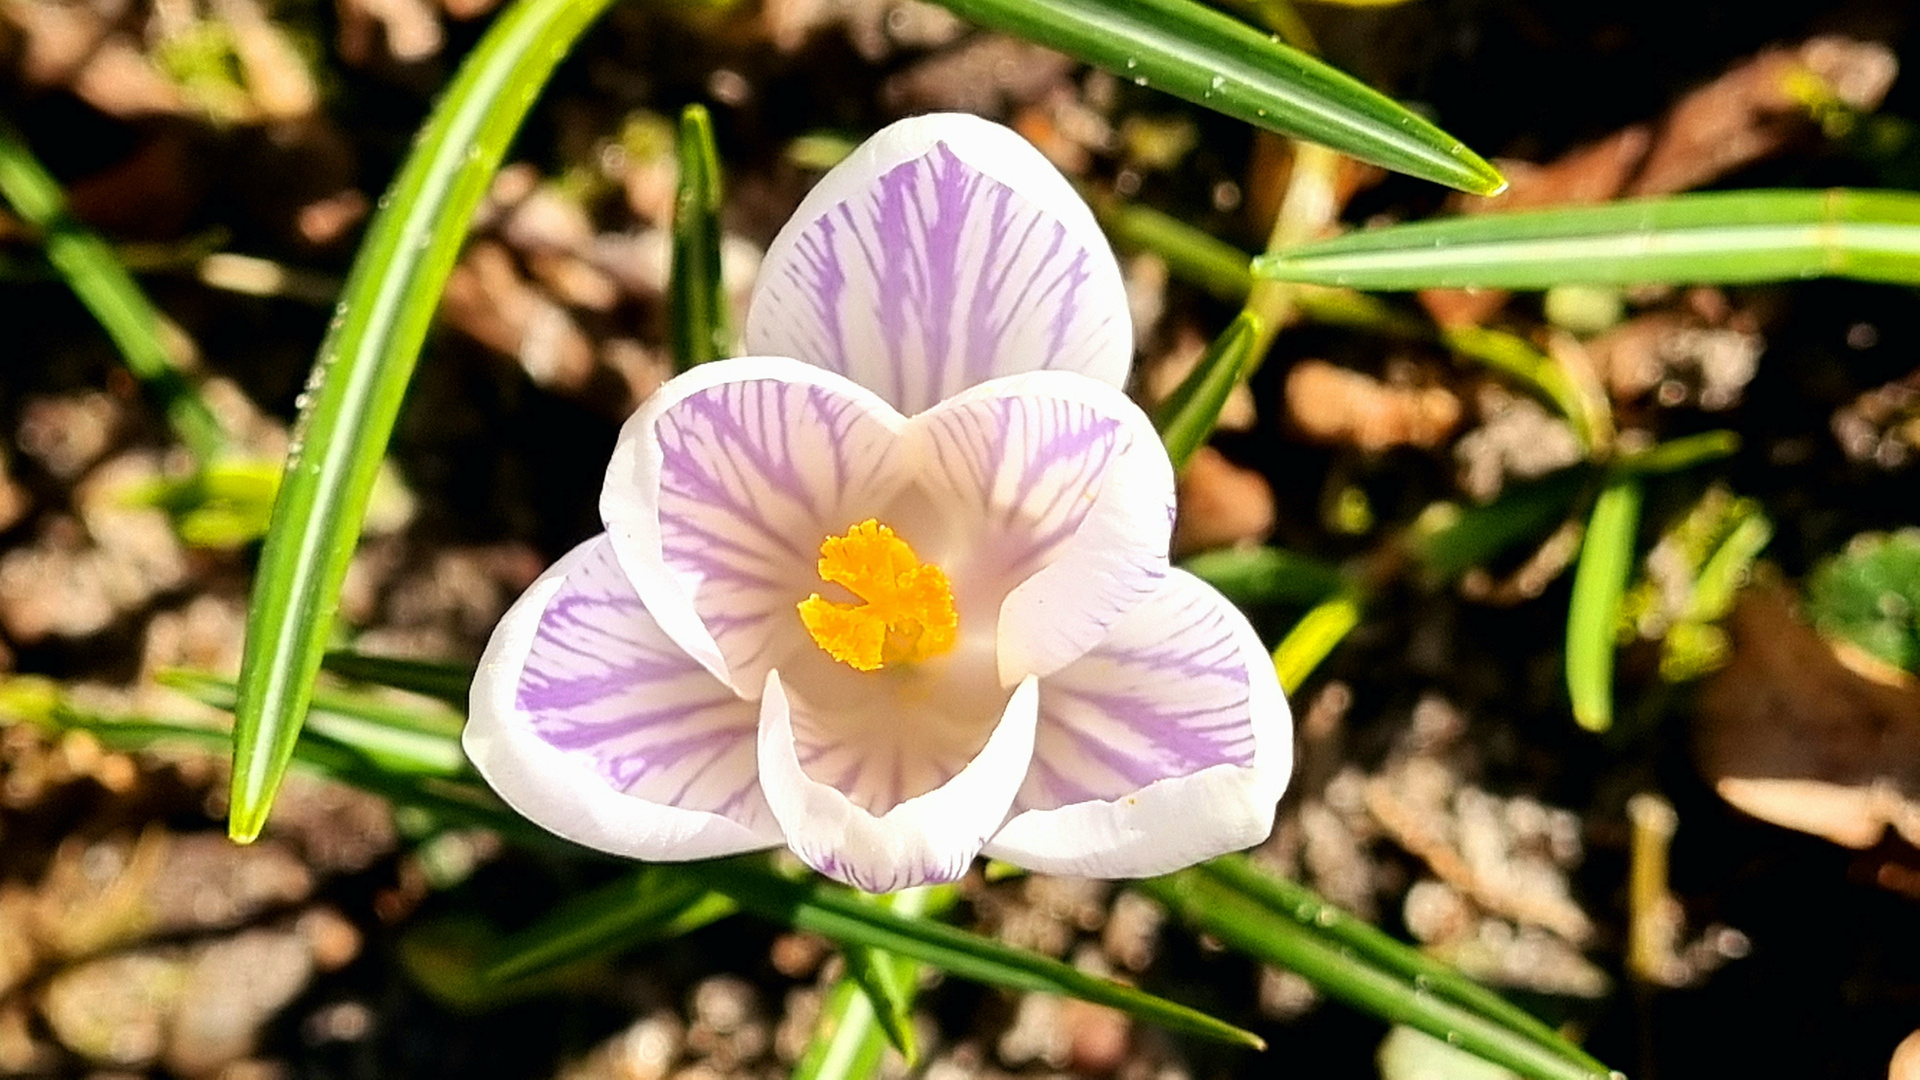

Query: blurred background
[1,0,1918,1077]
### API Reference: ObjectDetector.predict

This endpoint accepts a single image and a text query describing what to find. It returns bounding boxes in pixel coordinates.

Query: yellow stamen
[798,519,958,671]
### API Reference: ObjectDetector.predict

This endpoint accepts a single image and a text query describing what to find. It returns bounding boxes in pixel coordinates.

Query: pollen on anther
[797,520,958,671]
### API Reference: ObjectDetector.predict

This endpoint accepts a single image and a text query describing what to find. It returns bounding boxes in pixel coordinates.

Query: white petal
[600,357,913,696]
[465,534,784,860]
[746,113,1132,415]
[910,370,1176,684]
[757,668,1040,892]
[984,570,1292,879]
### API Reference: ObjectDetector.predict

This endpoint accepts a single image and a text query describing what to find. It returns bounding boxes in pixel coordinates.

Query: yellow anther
[798,519,958,671]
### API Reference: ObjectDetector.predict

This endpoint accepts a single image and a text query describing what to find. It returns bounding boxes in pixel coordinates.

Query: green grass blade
[1272,592,1362,694]
[1255,188,1920,289]
[321,651,476,707]
[1566,477,1643,732]
[670,103,731,370]
[1611,431,1740,476]
[805,887,952,1073]
[695,858,1263,1050]
[1097,198,1255,300]
[484,868,725,983]
[929,0,1503,195]
[159,668,467,775]
[1199,857,1610,1075]
[226,0,622,843]
[1440,327,1609,453]
[1415,468,1590,584]
[0,124,227,462]
[1154,311,1261,471]
[1181,545,1348,610]
[1137,871,1614,1080]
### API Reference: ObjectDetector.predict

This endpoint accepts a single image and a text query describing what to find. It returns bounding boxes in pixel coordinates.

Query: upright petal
[757,668,1040,893]
[466,534,783,860]
[984,570,1292,879]
[601,357,914,696]
[911,370,1176,685]
[746,113,1131,415]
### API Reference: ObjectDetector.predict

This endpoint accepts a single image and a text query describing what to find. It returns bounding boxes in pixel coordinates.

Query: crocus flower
[466,113,1293,892]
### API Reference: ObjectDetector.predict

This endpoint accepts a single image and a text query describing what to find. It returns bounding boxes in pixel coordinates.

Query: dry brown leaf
[1285,359,1461,452]
[1172,447,1274,557]
[1695,588,1920,849]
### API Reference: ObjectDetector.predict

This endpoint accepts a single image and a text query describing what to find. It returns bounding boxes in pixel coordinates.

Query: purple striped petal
[984,570,1292,878]
[746,113,1131,416]
[465,534,782,860]
[912,370,1176,684]
[601,358,913,696]
[757,667,1040,893]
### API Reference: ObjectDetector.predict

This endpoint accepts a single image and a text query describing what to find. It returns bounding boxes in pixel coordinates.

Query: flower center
[798,519,959,672]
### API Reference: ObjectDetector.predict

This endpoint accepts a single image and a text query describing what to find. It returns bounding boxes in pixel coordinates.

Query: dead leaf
[1286,359,1462,452]
[1173,447,1274,557]
[1695,588,1920,849]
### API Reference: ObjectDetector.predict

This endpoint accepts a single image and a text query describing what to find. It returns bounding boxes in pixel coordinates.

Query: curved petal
[601,357,914,696]
[465,534,784,860]
[984,570,1292,879]
[745,113,1131,416]
[911,370,1176,685]
[758,668,1040,892]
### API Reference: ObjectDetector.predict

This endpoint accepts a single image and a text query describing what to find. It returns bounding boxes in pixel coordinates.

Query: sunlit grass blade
[1440,326,1610,453]
[814,887,953,1071]
[1199,857,1610,1075]
[794,967,895,1080]
[1154,311,1261,471]
[1612,430,1740,476]
[1182,545,1348,610]
[1415,468,1589,584]
[1254,188,1920,289]
[159,668,467,775]
[0,123,227,462]
[670,103,731,370]
[1137,871,1613,1080]
[226,0,622,843]
[929,0,1503,194]
[1272,592,1362,693]
[321,651,476,708]
[1566,477,1643,732]
[695,857,1263,1049]
[484,867,729,983]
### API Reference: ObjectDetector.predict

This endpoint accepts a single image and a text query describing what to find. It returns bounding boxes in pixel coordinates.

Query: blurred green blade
[929,0,1503,194]
[1254,188,1920,289]
[1154,311,1261,471]
[1416,468,1590,584]
[321,651,476,707]
[696,859,1263,1049]
[1139,871,1613,1080]
[226,0,621,842]
[0,124,227,462]
[1200,857,1609,1075]
[793,972,893,1080]
[810,887,952,1073]
[1272,592,1362,694]
[1097,198,1254,300]
[484,868,726,983]
[1182,545,1348,610]
[160,668,466,776]
[670,103,731,370]
[1612,431,1740,476]
[1566,477,1643,732]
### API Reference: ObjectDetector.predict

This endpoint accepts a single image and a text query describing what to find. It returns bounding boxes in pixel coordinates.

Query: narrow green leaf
[1685,510,1771,623]
[1138,872,1614,1080]
[1415,468,1590,584]
[1154,312,1261,471]
[799,886,953,1077]
[1199,858,1609,1075]
[159,668,467,776]
[484,868,725,983]
[1271,592,1363,694]
[321,651,476,708]
[1255,188,1920,289]
[1440,327,1609,453]
[0,123,227,462]
[1611,431,1740,476]
[1566,477,1643,732]
[695,858,1263,1049]
[670,103,731,370]
[930,0,1503,195]
[1181,545,1348,610]
[227,0,622,842]
[1096,198,1254,301]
